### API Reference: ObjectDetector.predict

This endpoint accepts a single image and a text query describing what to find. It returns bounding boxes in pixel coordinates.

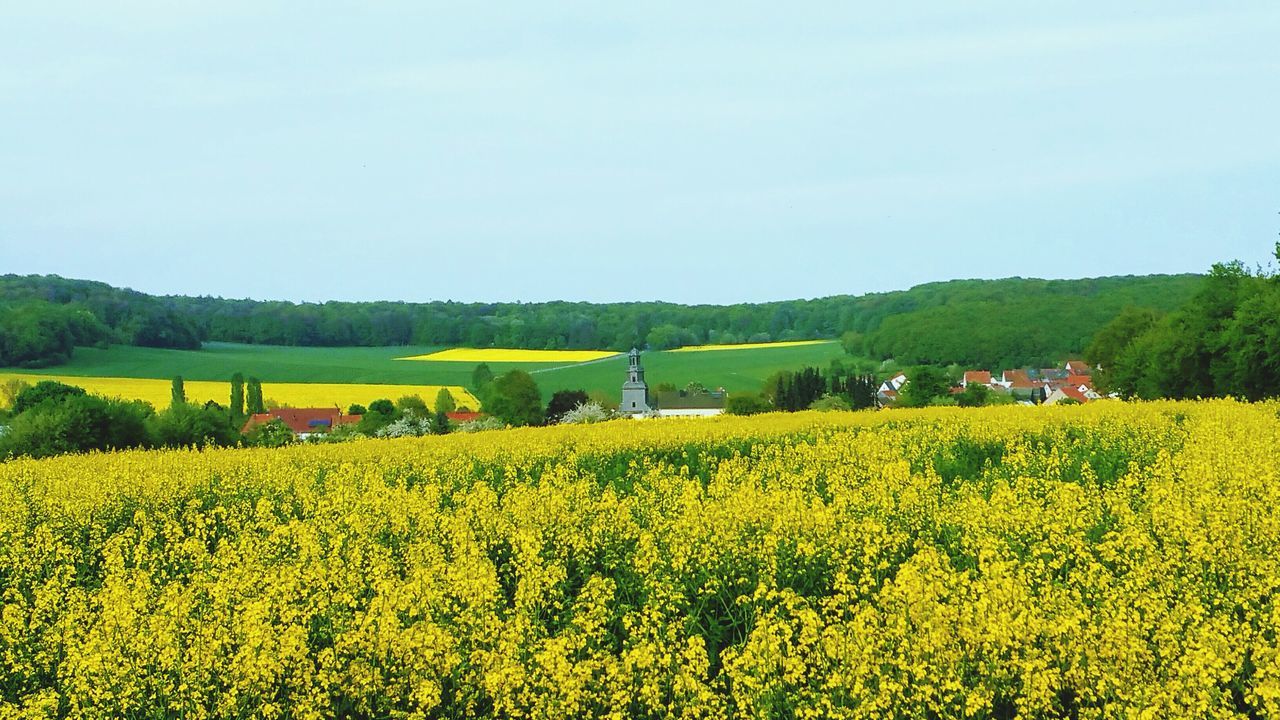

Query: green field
[13,341,848,398]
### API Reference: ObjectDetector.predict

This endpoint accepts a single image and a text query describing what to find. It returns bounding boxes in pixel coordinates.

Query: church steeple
[627,348,644,383]
[621,347,651,413]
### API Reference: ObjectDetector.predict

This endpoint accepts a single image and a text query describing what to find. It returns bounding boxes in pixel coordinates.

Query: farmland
[7,340,847,401]
[0,372,479,413]
[2,400,1278,717]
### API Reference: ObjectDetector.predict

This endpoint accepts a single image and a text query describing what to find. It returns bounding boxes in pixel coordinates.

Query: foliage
[229,372,245,420]
[433,388,456,414]
[725,394,772,415]
[545,389,590,424]
[809,394,851,411]
[0,301,110,368]
[347,403,367,416]
[246,377,265,415]
[150,402,241,449]
[374,413,434,438]
[956,383,993,408]
[395,395,428,415]
[0,378,32,411]
[863,275,1200,369]
[12,380,87,415]
[471,363,494,391]
[482,370,543,427]
[896,366,952,408]
[170,376,186,408]
[456,416,506,432]
[3,274,1198,370]
[432,409,451,435]
[0,393,153,459]
[243,418,294,448]
[1102,255,1280,400]
[557,401,611,424]
[5,403,1275,717]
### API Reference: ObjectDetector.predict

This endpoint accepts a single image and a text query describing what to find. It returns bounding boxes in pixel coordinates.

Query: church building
[620,348,652,414]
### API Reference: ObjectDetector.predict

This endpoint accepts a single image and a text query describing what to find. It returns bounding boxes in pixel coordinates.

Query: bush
[558,401,611,425]
[457,417,506,433]
[726,394,772,416]
[0,393,154,459]
[810,395,852,412]
[375,414,434,438]
[245,418,295,448]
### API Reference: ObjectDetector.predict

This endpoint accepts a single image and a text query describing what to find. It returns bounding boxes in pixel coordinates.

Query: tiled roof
[242,409,359,435]
[963,370,992,384]
[1060,386,1089,403]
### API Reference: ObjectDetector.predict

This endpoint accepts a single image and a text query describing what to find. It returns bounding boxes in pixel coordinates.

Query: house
[1064,374,1093,389]
[242,408,360,439]
[650,389,726,418]
[879,372,908,394]
[961,370,992,387]
[877,387,898,405]
[1045,386,1090,405]
[446,411,484,424]
[1065,360,1091,375]
[1002,369,1031,387]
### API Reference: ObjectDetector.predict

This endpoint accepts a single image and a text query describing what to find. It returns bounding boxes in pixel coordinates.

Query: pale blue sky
[2,2,1277,304]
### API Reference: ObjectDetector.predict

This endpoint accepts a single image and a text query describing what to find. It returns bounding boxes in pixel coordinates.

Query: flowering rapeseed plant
[1,401,1278,717]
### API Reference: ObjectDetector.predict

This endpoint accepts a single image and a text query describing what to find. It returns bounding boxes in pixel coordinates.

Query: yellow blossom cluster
[0,373,479,413]
[1,400,1279,718]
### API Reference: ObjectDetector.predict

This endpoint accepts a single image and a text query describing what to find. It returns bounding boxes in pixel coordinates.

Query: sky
[1,2,1278,305]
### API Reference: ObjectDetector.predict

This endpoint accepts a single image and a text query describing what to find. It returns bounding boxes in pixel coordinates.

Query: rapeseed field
[0,373,479,412]
[397,348,620,363]
[667,340,835,353]
[1,401,1277,718]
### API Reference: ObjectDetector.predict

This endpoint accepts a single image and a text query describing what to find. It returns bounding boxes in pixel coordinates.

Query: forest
[1087,247,1280,401]
[1,273,1197,369]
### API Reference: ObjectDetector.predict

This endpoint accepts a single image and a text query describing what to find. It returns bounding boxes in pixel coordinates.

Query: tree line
[1088,246,1280,401]
[2,273,1198,370]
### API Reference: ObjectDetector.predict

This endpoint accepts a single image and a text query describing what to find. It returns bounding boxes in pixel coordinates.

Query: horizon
[3,3,1278,304]
[9,269,1204,308]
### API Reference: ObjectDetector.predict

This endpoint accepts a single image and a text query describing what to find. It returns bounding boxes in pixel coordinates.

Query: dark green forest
[1087,248,1280,401]
[1,273,1198,369]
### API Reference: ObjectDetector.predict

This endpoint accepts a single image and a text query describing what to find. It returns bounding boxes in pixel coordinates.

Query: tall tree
[471,363,494,391]
[171,376,186,408]
[229,373,245,418]
[246,377,265,414]
[434,387,457,414]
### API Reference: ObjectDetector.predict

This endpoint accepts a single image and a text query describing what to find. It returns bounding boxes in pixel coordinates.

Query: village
[876,360,1102,407]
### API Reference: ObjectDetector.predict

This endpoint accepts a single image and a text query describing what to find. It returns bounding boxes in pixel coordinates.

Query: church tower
[621,348,651,413]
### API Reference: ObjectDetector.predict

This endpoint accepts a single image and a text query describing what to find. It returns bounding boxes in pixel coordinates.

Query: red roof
[963,370,992,384]
[1066,360,1091,374]
[1059,387,1089,404]
[242,409,359,435]
[1002,369,1030,385]
[1065,374,1093,388]
[446,411,483,423]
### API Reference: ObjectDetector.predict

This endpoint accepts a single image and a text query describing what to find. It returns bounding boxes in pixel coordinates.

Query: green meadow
[17,341,847,398]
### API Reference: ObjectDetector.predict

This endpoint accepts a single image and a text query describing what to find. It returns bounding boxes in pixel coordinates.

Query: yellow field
[397,348,620,363]
[667,339,835,352]
[4,401,1280,717]
[0,373,479,411]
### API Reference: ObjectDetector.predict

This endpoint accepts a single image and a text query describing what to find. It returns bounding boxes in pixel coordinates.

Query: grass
[10,340,848,399]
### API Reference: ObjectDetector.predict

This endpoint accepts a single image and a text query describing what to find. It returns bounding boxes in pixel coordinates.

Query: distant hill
[0,273,1200,370]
